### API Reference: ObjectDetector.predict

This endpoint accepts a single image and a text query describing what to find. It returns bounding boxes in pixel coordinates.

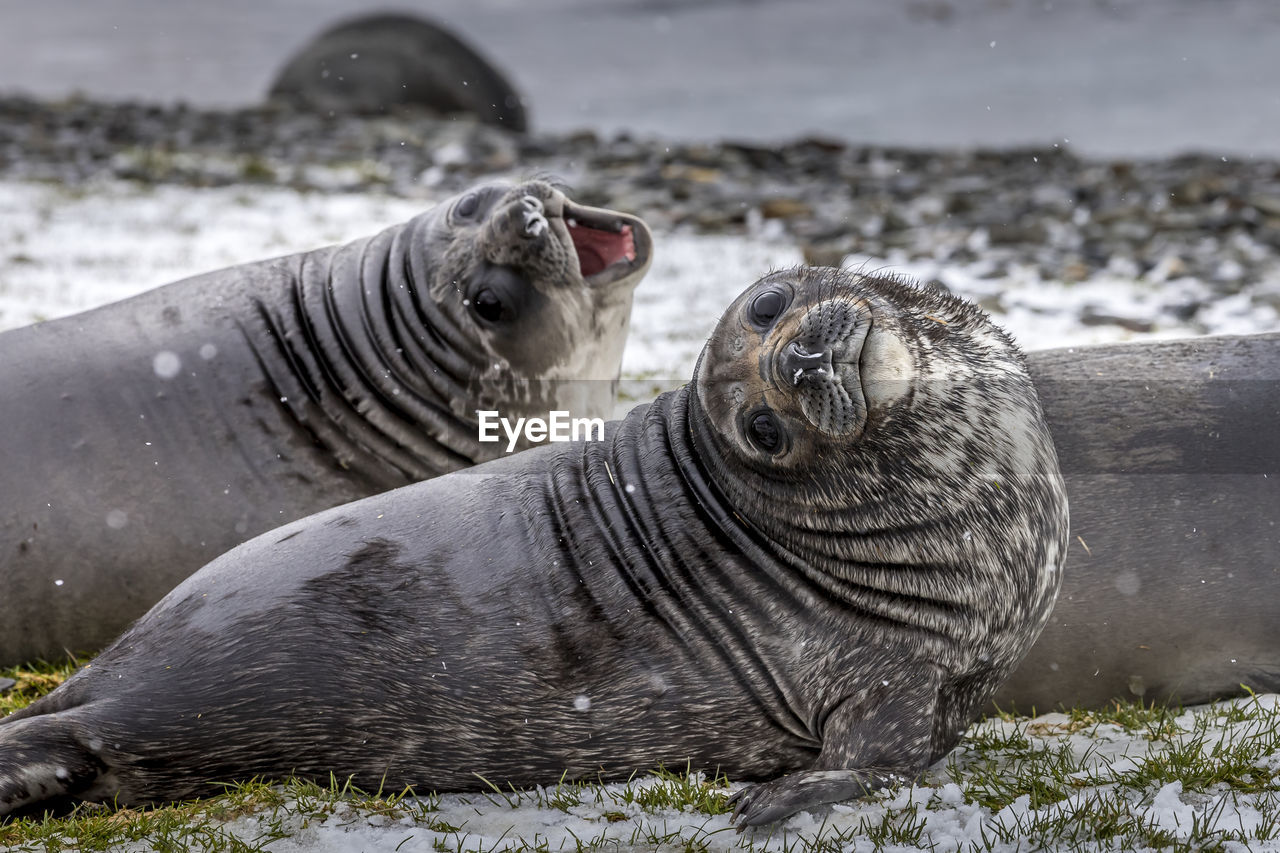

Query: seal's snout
[781,341,832,386]
[778,297,872,438]
[518,195,548,238]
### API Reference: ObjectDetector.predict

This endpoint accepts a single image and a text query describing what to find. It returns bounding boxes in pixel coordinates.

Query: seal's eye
[748,290,786,327]
[747,411,782,453]
[472,289,507,323]
[455,193,480,219]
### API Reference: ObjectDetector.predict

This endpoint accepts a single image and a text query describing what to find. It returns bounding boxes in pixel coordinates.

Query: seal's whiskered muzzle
[781,341,832,386]
[518,195,547,238]
[487,193,548,241]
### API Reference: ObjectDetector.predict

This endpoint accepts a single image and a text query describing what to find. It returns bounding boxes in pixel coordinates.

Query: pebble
[2,95,1278,332]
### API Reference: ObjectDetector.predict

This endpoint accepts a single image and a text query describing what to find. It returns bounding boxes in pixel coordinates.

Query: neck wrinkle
[684,385,970,652]
[585,390,825,743]
[245,216,498,486]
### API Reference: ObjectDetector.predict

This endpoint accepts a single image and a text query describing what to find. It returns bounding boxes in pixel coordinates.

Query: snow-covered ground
[2,179,1276,374]
[2,180,1277,850]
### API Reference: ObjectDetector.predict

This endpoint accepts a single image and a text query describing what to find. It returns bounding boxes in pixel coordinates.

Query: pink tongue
[568,223,636,277]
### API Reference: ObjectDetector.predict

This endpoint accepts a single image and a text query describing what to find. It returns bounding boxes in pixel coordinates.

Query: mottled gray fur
[0,180,651,666]
[0,268,1067,827]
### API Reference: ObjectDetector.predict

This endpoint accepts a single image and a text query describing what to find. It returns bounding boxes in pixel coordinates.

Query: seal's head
[422,179,652,384]
[691,266,1068,667]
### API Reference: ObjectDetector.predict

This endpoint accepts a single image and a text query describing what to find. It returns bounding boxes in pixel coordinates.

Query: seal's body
[0,180,651,666]
[992,332,1280,711]
[0,268,1067,827]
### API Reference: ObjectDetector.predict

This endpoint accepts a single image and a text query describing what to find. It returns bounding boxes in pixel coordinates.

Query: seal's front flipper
[730,666,942,830]
[729,768,905,829]
[0,713,103,818]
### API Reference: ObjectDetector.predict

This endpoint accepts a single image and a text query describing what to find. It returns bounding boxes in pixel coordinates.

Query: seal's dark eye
[748,412,782,453]
[749,290,786,327]
[455,193,480,219]
[472,289,506,322]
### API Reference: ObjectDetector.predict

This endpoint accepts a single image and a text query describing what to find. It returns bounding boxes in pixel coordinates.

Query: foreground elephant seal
[991,332,1280,712]
[0,179,651,666]
[0,268,1068,826]
[268,13,527,131]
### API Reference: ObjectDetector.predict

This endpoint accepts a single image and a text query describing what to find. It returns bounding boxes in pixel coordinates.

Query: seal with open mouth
[0,268,1066,828]
[0,179,652,667]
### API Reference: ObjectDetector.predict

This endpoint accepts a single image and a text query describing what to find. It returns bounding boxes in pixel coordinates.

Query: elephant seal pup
[0,268,1068,827]
[0,178,651,667]
[991,332,1280,712]
[268,13,528,131]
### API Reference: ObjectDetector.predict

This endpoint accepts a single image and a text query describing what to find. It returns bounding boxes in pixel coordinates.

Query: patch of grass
[4,691,1279,851]
[1078,697,1185,738]
[1117,698,1280,795]
[0,776,456,853]
[0,657,79,716]
[857,804,930,848]
[238,156,277,183]
[613,765,731,815]
[950,733,1093,811]
[0,779,284,852]
[944,693,1280,852]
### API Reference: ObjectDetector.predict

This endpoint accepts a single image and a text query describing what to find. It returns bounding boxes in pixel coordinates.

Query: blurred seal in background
[993,332,1280,711]
[268,12,528,131]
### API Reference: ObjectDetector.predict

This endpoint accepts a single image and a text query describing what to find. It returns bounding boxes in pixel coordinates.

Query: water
[0,0,1277,157]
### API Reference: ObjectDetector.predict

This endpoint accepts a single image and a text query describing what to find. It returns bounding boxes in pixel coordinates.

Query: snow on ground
[115,694,1280,852]
[0,181,433,328]
[2,179,1276,386]
[1,180,1277,850]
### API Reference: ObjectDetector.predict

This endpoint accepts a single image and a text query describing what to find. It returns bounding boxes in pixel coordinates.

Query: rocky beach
[3,94,1277,351]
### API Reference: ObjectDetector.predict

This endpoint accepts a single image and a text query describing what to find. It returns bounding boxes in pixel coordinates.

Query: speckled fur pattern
[0,267,1067,828]
[0,179,651,666]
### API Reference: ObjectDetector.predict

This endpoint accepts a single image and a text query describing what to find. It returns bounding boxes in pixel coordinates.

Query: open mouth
[563,201,641,279]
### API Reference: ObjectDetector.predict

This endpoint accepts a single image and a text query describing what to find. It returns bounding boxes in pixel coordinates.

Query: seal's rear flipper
[0,714,103,818]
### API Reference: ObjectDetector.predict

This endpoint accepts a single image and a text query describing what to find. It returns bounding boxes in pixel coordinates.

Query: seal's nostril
[523,215,547,238]
[781,341,832,385]
[517,195,548,238]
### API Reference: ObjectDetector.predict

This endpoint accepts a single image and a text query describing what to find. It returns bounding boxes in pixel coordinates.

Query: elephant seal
[0,178,652,667]
[0,267,1068,826]
[268,13,528,131]
[991,332,1280,712]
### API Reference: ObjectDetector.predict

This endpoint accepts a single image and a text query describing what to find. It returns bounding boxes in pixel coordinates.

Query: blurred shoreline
[2,0,1278,158]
